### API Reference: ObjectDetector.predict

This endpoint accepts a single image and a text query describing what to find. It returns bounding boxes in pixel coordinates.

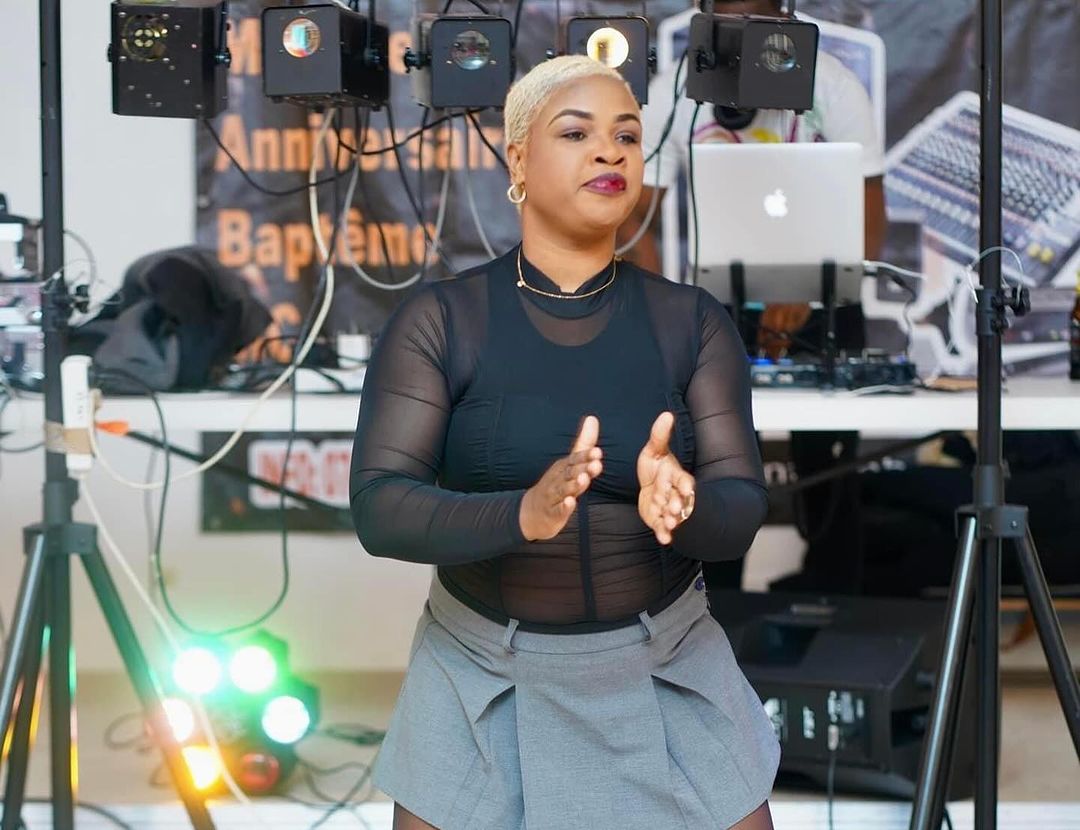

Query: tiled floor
[3,668,1077,828]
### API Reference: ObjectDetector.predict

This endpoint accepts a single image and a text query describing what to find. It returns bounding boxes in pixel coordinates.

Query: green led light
[261,695,311,744]
[228,645,278,694]
[172,647,222,696]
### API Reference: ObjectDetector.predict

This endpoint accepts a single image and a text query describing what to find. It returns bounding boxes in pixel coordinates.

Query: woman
[350,56,778,830]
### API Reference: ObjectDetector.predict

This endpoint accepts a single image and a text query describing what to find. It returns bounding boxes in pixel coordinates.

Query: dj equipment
[708,590,976,800]
[262,3,389,108]
[405,14,513,109]
[565,16,653,105]
[108,0,229,119]
[0,283,44,391]
[749,353,918,390]
[687,10,819,112]
[688,143,865,303]
[885,91,1080,288]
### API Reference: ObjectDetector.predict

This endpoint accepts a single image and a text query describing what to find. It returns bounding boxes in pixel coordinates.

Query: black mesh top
[350,247,768,633]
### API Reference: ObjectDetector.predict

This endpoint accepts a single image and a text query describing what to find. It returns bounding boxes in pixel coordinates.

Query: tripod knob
[72,284,90,314]
[1005,285,1030,317]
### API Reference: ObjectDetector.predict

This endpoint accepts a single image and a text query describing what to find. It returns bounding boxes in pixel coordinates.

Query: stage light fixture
[172,646,223,696]
[564,16,654,105]
[403,14,513,109]
[262,3,390,108]
[182,745,224,791]
[108,0,230,118]
[154,631,319,796]
[686,11,819,112]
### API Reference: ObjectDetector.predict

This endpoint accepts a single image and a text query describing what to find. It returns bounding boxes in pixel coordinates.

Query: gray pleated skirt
[372,573,780,830]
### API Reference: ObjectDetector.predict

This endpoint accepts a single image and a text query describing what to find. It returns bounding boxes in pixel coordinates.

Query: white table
[87,376,1080,438]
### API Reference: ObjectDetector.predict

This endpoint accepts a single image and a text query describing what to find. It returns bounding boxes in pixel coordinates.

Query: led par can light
[686,13,818,112]
[262,3,390,108]
[564,16,653,105]
[108,0,230,118]
[404,15,513,109]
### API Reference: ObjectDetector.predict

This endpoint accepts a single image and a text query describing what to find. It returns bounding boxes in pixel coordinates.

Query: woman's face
[509,74,643,241]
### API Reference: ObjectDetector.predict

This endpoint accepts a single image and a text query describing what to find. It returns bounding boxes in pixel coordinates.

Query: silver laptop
[687,142,865,303]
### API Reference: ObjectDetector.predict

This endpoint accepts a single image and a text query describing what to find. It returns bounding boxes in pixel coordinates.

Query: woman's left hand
[637,412,696,546]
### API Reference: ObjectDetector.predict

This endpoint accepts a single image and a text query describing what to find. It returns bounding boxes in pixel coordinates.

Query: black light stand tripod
[907,0,1080,827]
[0,2,215,827]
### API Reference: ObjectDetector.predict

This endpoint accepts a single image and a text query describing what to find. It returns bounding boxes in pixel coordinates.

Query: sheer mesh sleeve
[349,285,527,564]
[672,291,768,561]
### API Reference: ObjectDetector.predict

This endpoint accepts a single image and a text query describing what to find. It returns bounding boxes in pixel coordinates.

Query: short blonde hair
[503,55,635,150]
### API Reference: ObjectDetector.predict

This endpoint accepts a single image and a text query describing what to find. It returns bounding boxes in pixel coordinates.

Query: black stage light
[404,15,513,109]
[564,16,654,105]
[686,12,818,112]
[108,0,230,119]
[262,3,389,108]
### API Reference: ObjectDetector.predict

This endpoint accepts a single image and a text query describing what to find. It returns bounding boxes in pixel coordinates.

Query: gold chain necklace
[516,247,618,300]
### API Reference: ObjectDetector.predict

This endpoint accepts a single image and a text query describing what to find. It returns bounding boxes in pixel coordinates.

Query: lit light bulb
[261,695,312,745]
[586,27,630,68]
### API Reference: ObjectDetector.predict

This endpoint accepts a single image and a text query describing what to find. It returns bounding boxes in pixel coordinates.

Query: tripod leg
[1,601,46,830]
[928,593,976,830]
[1013,527,1080,755]
[975,538,1001,830]
[80,551,216,830]
[46,554,75,830]
[910,517,980,830]
[0,534,48,745]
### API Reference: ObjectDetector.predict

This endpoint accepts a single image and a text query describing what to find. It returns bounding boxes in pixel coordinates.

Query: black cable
[317,724,386,746]
[466,111,510,172]
[302,763,371,806]
[298,756,374,777]
[442,0,493,12]
[687,102,703,286]
[510,0,526,51]
[339,109,482,157]
[92,367,281,637]
[305,763,375,830]
[418,107,430,282]
[643,49,689,167]
[103,710,147,751]
[202,119,353,197]
[384,103,456,274]
[89,369,192,635]
[66,801,136,830]
[207,108,490,204]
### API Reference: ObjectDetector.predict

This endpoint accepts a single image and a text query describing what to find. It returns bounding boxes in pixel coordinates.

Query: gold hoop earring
[507,182,526,204]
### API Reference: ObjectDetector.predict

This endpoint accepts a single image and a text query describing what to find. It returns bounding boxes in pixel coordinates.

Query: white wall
[0,1,432,674]
[1,1,196,296]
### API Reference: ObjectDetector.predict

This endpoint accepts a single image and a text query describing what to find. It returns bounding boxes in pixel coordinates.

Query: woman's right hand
[519,416,603,541]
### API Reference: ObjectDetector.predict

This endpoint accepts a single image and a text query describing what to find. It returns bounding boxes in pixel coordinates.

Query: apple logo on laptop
[763,189,788,219]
